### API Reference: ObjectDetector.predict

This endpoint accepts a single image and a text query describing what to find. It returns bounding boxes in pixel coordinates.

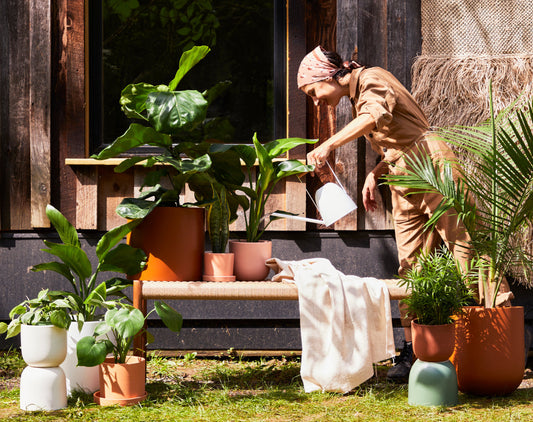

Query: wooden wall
[0,0,421,232]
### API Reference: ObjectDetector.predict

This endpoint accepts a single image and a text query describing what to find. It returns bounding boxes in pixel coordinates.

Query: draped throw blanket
[266,258,395,393]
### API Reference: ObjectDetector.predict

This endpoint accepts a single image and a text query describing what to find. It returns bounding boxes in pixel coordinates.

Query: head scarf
[297,46,338,89]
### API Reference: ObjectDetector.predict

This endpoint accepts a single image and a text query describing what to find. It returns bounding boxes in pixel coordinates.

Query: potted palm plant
[211,133,316,281]
[92,45,248,282]
[30,204,147,395]
[384,84,533,395]
[76,301,182,406]
[1,289,73,411]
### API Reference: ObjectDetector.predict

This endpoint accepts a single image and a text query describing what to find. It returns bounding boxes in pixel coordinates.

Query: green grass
[1,350,533,421]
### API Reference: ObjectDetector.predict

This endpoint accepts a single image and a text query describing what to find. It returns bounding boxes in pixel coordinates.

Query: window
[89,0,286,152]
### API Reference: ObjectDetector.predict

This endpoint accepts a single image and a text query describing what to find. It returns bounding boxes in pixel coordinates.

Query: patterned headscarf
[297,46,339,89]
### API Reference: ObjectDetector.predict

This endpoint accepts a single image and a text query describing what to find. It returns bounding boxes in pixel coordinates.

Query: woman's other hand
[362,171,379,212]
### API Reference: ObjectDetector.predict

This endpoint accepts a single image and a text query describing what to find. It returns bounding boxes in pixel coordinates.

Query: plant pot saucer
[202,274,236,282]
[93,391,147,406]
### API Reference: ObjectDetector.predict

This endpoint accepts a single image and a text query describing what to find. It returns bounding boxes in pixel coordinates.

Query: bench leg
[133,280,147,359]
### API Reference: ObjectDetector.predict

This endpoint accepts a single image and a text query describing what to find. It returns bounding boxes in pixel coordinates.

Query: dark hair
[323,49,362,80]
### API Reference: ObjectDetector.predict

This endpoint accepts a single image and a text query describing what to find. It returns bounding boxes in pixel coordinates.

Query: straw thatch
[411,54,533,128]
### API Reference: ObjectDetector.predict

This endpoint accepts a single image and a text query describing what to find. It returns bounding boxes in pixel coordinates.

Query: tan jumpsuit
[348,67,473,326]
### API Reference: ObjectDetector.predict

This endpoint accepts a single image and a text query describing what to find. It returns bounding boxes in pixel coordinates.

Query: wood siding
[0,0,421,232]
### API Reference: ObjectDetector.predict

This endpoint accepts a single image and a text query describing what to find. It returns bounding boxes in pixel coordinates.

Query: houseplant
[30,204,147,394]
[213,133,316,280]
[92,45,248,281]
[76,301,182,406]
[384,84,533,394]
[398,247,474,362]
[0,289,73,411]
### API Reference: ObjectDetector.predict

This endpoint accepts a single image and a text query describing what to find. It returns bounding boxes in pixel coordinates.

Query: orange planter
[411,320,455,362]
[95,356,146,406]
[203,252,236,281]
[229,240,272,281]
[128,207,205,281]
[451,306,525,396]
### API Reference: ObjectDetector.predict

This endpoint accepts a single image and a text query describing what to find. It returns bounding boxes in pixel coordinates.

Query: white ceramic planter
[20,324,67,367]
[20,366,67,411]
[60,320,102,395]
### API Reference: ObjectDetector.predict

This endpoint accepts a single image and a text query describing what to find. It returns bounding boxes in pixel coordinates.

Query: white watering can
[272,161,357,227]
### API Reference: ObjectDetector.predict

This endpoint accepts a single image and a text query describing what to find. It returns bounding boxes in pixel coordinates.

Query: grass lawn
[1,349,533,421]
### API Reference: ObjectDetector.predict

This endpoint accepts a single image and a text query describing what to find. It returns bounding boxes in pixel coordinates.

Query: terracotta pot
[411,319,456,362]
[203,252,236,281]
[229,240,272,281]
[128,206,205,281]
[96,356,146,406]
[451,306,525,396]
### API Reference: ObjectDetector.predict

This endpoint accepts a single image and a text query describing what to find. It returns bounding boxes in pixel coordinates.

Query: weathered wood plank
[97,167,133,230]
[29,0,51,228]
[74,166,98,229]
[0,2,9,229]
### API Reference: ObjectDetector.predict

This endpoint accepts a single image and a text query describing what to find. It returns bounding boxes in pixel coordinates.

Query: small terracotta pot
[127,207,205,281]
[229,240,272,281]
[97,356,146,406]
[411,319,456,362]
[451,306,525,396]
[203,252,236,281]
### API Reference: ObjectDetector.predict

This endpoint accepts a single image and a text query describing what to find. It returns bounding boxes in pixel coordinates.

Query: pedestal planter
[19,325,67,411]
[60,321,102,395]
[95,356,146,406]
[229,240,272,281]
[408,360,458,406]
[411,320,456,362]
[128,206,205,281]
[203,252,236,281]
[451,306,525,396]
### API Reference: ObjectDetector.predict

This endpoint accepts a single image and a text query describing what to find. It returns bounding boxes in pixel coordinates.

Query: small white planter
[20,366,67,411]
[20,324,67,367]
[60,320,102,395]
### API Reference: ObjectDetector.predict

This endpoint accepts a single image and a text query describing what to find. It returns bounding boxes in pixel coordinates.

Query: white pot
[20,366,67,411]
[60,320,102,395]
[20,325,67,367]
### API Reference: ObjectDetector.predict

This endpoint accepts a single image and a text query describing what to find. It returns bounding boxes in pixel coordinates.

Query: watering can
[272,161,357,227]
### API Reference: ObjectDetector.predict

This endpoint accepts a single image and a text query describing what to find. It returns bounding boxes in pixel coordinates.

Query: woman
[298,46,473,382]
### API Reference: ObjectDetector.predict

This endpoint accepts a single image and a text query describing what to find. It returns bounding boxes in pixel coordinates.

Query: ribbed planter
[451,306,525,396]
[94,356,146,406]
[411,319,456,362]
[128,206,205,281]
[229,240,272,281]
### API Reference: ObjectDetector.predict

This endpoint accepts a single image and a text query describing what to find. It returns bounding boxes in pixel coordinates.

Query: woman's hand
[362,171,379,212]
[307,143,331,172]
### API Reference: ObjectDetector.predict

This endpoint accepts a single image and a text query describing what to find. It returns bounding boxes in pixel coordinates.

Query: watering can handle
[326,161,349,194]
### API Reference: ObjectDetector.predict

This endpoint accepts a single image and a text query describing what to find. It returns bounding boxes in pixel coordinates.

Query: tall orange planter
[128,207,205,281]
[451,306,525,396]
[94,356,146,406]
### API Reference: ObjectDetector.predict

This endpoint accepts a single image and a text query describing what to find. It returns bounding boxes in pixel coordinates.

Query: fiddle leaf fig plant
[76,301,182,365]
[92,45,246,222]
[30,205,147,325]
[210,133,316,242]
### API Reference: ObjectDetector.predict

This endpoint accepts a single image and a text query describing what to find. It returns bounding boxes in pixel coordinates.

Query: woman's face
[301,79,343,107]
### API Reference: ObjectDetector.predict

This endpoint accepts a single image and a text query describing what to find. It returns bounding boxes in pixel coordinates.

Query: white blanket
[266,258,395,393]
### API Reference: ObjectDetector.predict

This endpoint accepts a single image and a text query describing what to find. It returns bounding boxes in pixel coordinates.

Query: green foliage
[30,205,147,323]
[209,133,316,242]
[384,85,533,307]
[0,289,74,339]
[398,248,474,325]
[76,301,182,365]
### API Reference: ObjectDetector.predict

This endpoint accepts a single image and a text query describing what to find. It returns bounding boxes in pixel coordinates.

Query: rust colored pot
[128,207,205,281]
[96,356,146,406]
[203,252,236,281]
[229,240,272,281]
[451,306,525,396]
[411,319,455,362]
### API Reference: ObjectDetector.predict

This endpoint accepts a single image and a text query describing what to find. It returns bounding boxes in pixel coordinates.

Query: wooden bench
[132,279,409,356]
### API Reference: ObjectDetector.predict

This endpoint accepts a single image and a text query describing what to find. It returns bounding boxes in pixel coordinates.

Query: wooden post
[133,280,147,359]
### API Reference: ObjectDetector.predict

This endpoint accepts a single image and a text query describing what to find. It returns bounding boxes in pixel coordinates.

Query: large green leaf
[45,205,80,248]
[168,45,210,90]
[99,244,147,275]
[96,220,140,260]
[83,282,107,308]
[273,160,314,182]
[146,90,208,135]
[115,197,161,219]
[119,82,162,120]
[106,307,145,340]
[76,336,112,367]
[264,137,318,158]
[31,261,75,285]
[154,301,183,333]
[92,124,172,160]
[42,242,92,281]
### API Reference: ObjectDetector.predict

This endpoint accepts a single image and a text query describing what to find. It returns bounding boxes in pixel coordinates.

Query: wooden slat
[0,2,8,229]
[97,166,133,230]
[74,166,98,229]
[29,0,51,228]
